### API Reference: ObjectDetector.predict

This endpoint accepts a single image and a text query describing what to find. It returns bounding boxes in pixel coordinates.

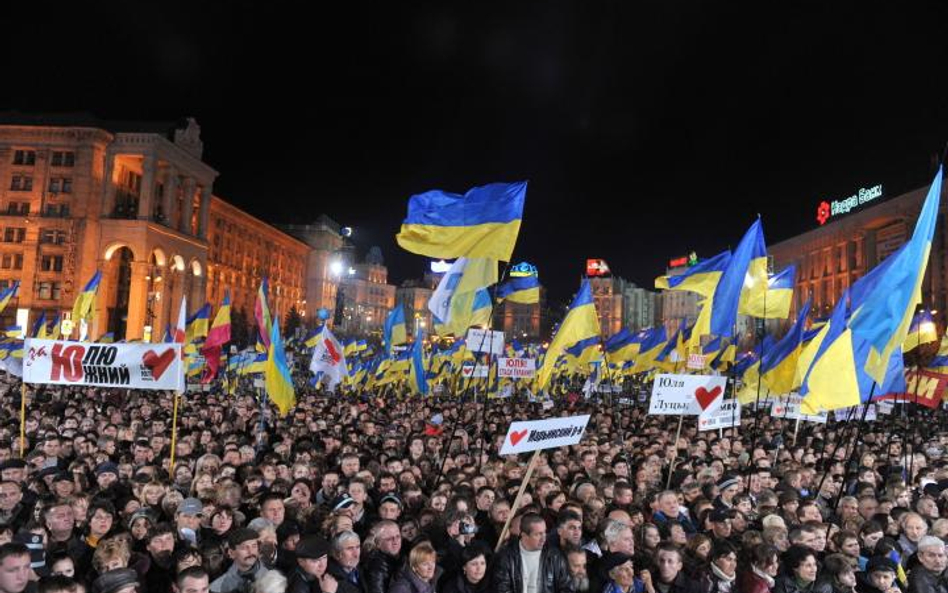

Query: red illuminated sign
[816,201,830,225]
[586,259,611,277]
[669,257,688,267]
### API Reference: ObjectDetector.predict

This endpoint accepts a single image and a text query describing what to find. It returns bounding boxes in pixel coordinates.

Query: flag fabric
[496,274,540,304]
[396,181,527,261]
[304,328,322,349]
[0,283,18,318]
[632,327,669,374]
[185,303,211,344]
[44,314,60,340]
[409,326,429,396]
[740,265,796,319]
[200,345,222,384]
[206,290,232,348]
[604,328,640,362]
[705,220,768,339]
[469,289,493,328]
[173,296,187,347]
[309,326,349,390]
[801,167,943,413]
[70,271,101,329]
[265,321,296,415]
[760,300,811,395]
[428,257,497,335]
[904,310,938,352]
[29,312,46,339]
[255,278,273,349]
[927,334,948,374]
[537,280,600,390]
[655,251,731,298]
[382,307,407,356]
[99,332,115,343]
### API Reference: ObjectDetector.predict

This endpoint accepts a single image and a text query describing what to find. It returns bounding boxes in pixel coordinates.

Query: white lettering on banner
[770,394,828,423]
[498,358,536,378]
[23,339,184,391]
[698,400,741,432]
[466,329,505,354]
[833,405,877,422]
[500,415,591,455]
[649,373,727,417]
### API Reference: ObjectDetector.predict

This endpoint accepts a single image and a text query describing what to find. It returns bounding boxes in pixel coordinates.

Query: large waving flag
[396,181,527,261]
[693,220,768,340]
[71,271,102,329]
[760,300,811,395]
[185,303,211,344]
[537,280,600,390]
[496,275,540,304]
[801,167,943,413]
[428,257,497,335]
[655,251,731,297]
[309,325,349,391]
[409,326,429,396]
[265,320,296,415]
[255,278,273,350]
[928,334,948,374]
[383,306,407,356]
[206,290,232,349]
[604,328,640,363]
[740,265,796,319]
[29,311,46,339]
[631,326,669,374]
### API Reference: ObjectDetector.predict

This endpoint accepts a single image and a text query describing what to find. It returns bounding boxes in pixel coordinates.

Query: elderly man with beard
[210,528,268,593]
[566,547,591,593]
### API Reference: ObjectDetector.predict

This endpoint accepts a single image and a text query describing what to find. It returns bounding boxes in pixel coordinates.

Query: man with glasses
[362,520,401,593]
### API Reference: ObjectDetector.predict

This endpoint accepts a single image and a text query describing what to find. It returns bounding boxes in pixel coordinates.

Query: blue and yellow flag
[71,271,102,327]
[904,309,938,352]
[741,265,795,319]
[265,321,296,416]
[927,334,948,374]
[0,283,18,318]
[604,328,640,363]
[409,326,429,396]
[537,279,600,389]
[760,300,811,395]
[29,312,46,339]
[655,251,731,298]
[186,303,211,344]
[396,181,527,261]
[632,327,669,374]
[496,275,540,304]
[383,307,407,356]
[429,257,497,335]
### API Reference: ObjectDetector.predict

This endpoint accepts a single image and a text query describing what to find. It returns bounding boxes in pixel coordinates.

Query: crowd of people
[0,378,945,593]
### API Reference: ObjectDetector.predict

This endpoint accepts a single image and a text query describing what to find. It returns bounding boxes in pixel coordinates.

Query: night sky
[5,1,948,306]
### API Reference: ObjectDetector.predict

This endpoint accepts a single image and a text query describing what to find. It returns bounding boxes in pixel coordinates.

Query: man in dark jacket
[288,536,336,593]
[327,530,365,593]
[491,512,574,593]
[361,520,402,593]
[653,543,702,593]
[909,536,948,593]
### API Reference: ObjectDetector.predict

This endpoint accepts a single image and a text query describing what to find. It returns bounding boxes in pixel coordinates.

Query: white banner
[833,405,878,422]
[460,363,490,378]
[686,354,706,370]
[466,329,505,354]
[498,357,536,378]
[499,414,591,455]
[649,373,727,416]
[770,394,828,423]
[699,399,741,432]
[23,339,184,391]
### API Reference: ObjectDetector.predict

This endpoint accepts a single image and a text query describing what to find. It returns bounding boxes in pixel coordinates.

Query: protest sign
[460,363,490,378]
[770,394,828,423]
[466,329,505,353]
[499,414,591,456]
[498,357,536,378]
[649,374,726,416]
[834,405,878,422]
[698,399,741,432]
[24,339,183,391]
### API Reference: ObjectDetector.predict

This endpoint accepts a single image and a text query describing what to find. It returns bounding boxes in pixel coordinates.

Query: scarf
[752,566,775,588]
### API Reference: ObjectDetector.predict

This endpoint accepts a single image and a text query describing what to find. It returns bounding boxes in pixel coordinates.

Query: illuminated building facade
[334,247,397,336]
[588,276,624,337]
[494,285,544,340]
[769,181,948,323]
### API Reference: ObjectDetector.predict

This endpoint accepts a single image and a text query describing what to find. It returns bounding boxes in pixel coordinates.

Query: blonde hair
[409,542,437,570]
[92,537,130,573]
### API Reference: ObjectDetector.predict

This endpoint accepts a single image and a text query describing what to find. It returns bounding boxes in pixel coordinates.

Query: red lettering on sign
[50,343,84,382]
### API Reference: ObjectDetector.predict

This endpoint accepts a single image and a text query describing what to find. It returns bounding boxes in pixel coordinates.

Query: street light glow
[330,260,343,276]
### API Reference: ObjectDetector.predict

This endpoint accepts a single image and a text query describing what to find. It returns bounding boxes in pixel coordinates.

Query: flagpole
[751,281,768,452]
[18,382,27,458]
[495,449,541,552]
[169,390,181,472]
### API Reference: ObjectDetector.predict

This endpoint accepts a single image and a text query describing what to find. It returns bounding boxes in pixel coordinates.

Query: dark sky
[5,1,948,306]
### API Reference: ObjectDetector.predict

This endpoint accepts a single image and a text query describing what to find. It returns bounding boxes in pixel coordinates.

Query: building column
[139,153,156,221]
[101,152,116,217]
[189,273,206,312]
[125,261,150,341]
[163,167,178,228]
[180,178,195,235]
[198,185,212,240]
[92,258,110,339]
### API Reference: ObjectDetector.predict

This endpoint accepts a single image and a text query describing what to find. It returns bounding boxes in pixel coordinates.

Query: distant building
[335,246,397,336]
[621,282,660,331]
[588,276,623,337]
[494,284,544,341]
[396,278,436,335]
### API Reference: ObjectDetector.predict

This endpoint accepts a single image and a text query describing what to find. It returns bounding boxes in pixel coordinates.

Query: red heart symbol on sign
[695,385,722,410]
[142,348,175,380]
[510,429,528,446]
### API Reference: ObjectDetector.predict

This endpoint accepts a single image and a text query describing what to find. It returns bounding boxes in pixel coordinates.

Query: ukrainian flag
[904,309,938,352]
[396,181,527,261]
[429,257,497,336]
[304,328,322,348]
[409,326,429,395]
[537,279,600,390]
[383,307,407,356]
[186,303,211,344]
[631,326,668,374]
[29,312,46,339]
[927,334,948,374]
[71,271,102,327]
[564,336,601,369]
[0,282,18,317]
[700,220,768,340]
[265,321,296,415]
[470,288,493,328]
[497,275,540,304]
[760,300,811,395]
[44,314,61,340]
[741,265,796,319]
[655,251,731,298]
[801,167,942,413]
[605,328,640,363]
